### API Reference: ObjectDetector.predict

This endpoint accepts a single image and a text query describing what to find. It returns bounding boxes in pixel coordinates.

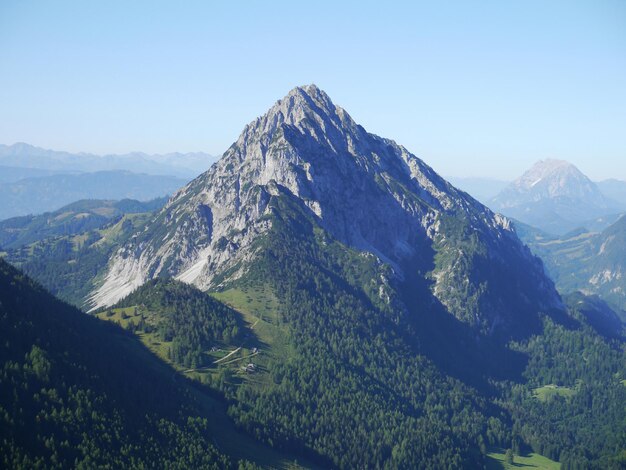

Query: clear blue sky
[1,0,625,180]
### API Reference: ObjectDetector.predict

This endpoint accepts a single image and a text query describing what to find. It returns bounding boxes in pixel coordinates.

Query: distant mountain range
[0,143,218,220]
[0,165,65,183]
[597,179,626,206]
[0,143,216,178]
[489,159,625,235]
[0,171,187,220]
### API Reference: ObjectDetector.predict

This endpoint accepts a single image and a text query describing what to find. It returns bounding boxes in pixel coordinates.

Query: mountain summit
[500,159,610,201]
[91,85,560,337]
[490,159,619,234]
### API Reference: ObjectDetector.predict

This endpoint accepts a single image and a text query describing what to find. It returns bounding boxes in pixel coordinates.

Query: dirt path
[219,351,259,366]
[212,346,242,364]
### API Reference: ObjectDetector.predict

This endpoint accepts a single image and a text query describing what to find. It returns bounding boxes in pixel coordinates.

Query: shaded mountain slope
[563,291,623,338]
[0,258,233,468]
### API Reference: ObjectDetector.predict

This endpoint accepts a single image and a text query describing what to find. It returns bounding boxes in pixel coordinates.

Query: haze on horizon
[1,0,625,181]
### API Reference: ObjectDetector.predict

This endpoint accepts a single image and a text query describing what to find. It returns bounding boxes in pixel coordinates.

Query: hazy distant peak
[513,159,586,190]
[6,142,36,153]
[490,158,618,235]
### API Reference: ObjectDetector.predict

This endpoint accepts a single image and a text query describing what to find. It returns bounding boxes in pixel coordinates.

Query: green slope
[0,197,167,249]
[109,279,242,369]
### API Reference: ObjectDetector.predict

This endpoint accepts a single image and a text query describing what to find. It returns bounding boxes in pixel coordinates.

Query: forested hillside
[105,279,241,369]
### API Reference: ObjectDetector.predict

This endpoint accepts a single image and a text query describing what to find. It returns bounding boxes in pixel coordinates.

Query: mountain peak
[254,83,344,130]
[285,83,329,104]
[281,83,334,116]
[514,159,585,190]
[532,158,572,169]
[491,159,616,234]
[238,84,359,140]
[288,83,324,98]
[92,85,562,339]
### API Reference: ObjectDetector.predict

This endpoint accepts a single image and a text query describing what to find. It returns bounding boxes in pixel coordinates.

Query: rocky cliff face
[90,85,561,336]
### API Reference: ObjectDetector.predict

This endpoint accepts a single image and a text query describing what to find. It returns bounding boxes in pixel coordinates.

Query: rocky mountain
[522,214,626,320]
[92,84,560,338]
[0,170,187,220]
[0,142,215,178]
[489,159,621,235]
